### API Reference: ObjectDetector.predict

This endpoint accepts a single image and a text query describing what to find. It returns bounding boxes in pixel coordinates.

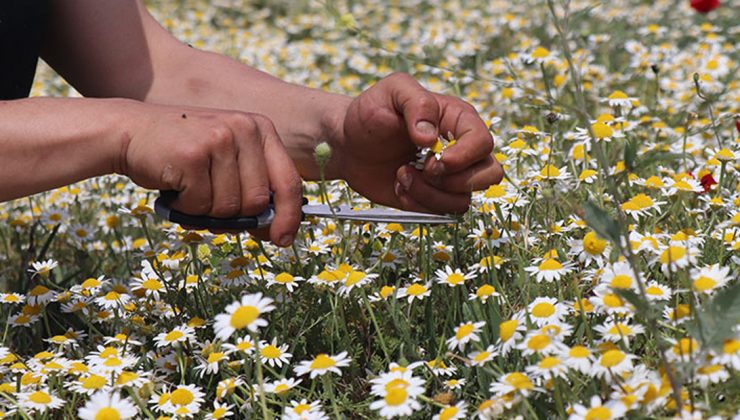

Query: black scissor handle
[153,190,276,230]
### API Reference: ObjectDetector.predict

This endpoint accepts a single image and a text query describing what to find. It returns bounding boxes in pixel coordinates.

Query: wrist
[317,94,351,181]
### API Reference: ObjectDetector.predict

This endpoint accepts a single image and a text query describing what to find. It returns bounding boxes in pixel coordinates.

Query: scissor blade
[302,204,457,224]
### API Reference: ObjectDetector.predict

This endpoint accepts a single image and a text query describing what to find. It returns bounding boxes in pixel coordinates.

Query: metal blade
[302,204,457,224]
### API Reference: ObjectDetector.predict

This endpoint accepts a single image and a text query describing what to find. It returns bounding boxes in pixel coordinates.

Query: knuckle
[241,186,271,214]
[388,71,412,83]
[207,124,233,149]
[211,196,241,217]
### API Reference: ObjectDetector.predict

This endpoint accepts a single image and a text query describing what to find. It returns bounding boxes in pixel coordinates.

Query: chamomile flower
[592,349,635,379]
[569,231,610,267]
[446,321,486,351]
[397,282,432,303]
[654,243,699,273]
[695,363,729,387]
[369,370,425,419]
[27,285,57,306]
[223,335,255,355]
[527,297,569,326]
[712,338,740,369]
[154,325,195,348]
[435,266,475,287]
[282,399,328,420]
[689,264,732,294]
[602,90,637,108]
[524,258,573,283]
[594,320,645,344]
[29,259,58,279]
[160,384,206,415]
[497,315,527,355]
[258,339,293,368]
[194,351,229,377]
[468,283,501,303]
[338,269,378,296]
[265,377,302,395]
[294,352,351,378]
[562,345,594,374]
[490,371,538,397]
[433,401,468,420]
[18,388,64,412]
[213,293,275,340]
[266,272,304,292]
[666,337,700,363]
[526,355,569,380]
[643,281,672,301]
[569,396,626,420]
[78,391,138,419]
[518,330,567,356]
[206,401,234,419]
[620,194,663,219]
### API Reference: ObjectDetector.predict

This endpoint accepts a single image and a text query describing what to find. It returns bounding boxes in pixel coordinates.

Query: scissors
[154,191,457,230]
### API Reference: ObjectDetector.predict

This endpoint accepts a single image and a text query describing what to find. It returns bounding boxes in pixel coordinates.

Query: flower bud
[314,141,332,166]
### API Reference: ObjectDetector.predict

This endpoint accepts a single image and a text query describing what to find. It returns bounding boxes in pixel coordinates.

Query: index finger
[257,120,303,247]
[424,98,494,176]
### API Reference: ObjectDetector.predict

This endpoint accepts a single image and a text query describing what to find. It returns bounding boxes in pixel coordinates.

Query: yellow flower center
[583,232,607,255]
[164,330,184,342]
[207,352,225,364]
[406,283,427,296]
[538,259,563,271]
[379,286,395,298]
[603,294,623,308]
[569,345,590,358]
[170,388,194,406]
[455,324,475,340]
[345,271,366,287]
[230,305,259,329]
[527,334,551,351]
[723,339,740,355]
[81,374,107,389]
[439,406,459,420]
[600,350,625,368]
[532,47,550,58]
[646,285,664,296]
[659,246,687,264]
[293,403,311,414]
[540,165,561,178]
[446,273,465,285]
[539,356,561,369]
[585,406,611,420]
[506,372,533,390]
[28,391,52,404]
[531,302,555,318]
[384,387,408,406]
[476,284,496,298]
[693,276,717,291]
[474,352,491,363]
[141,279,163,291]
[81,278,101,289]
[591,122,614,138]
[95,408,121,420]
[608,323,632,336]
[608,90,628,100]
[499,319,518,341]
[29,285,50,296]
[103,291,120,301]
[610,274,633,289]
[698,364,722,374]
[672,338,699,355]
[309,354,336,370]
[261,345,281,359]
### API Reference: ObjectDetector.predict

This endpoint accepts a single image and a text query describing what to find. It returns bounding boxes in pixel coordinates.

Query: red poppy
[699,173,717,193]
[690,0,720,13]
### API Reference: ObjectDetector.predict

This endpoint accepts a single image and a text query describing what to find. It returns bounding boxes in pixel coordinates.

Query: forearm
[143,47,351,181]
[0,97,126,201]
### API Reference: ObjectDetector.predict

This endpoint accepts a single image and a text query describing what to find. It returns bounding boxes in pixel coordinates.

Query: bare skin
[0,0,504,246]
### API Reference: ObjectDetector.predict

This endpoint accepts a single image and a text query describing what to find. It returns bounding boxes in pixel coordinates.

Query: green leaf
[615,289,650,315]
[582,200,622,250]
[687,281,740,352]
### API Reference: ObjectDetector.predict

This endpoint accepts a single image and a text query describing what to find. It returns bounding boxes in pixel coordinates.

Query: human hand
[336,73,504,214]
[118,102,302,246]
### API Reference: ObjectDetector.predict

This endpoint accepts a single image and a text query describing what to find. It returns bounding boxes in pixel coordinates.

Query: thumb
[384,73,440,147]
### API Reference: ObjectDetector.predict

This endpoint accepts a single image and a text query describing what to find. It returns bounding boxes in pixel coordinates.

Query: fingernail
[399,172,413,190]
[432,161,445,176]
[279,234,294,247]
[394,182,404,197]
[415,120,436,136]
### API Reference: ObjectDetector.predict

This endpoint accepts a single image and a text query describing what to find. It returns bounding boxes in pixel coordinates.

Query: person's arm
[40,0,503,214]
[0,97,303,246]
